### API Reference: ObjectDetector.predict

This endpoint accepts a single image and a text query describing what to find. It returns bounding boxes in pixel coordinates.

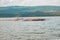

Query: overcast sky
[0,0,60,6]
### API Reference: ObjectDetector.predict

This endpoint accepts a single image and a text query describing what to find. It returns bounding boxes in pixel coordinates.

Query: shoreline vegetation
[0,17,45,21]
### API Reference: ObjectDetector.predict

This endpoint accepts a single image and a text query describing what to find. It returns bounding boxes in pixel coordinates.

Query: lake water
[0,16,60,40]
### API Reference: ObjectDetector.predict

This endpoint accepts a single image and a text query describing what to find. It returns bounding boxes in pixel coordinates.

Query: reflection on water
[0,16,60,40]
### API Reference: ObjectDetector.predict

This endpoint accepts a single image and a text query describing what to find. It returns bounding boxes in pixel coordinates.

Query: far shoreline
[0,16,60,18]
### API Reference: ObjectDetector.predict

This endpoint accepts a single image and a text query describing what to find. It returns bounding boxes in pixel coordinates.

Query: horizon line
[0,5,60,7]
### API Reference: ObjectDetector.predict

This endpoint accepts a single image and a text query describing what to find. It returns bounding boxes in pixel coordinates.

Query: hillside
[0,6,60,17]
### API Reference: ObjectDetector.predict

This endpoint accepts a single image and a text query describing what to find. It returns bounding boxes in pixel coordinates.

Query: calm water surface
[0,16,60,40]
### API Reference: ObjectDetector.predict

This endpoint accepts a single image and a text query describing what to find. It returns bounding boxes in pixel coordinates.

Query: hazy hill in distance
[0,6,60,17]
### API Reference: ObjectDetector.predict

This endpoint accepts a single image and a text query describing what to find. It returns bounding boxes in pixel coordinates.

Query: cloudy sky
[0,0,60,6]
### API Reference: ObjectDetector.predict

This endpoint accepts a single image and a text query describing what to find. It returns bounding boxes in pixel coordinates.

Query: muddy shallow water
[0,16,60,40]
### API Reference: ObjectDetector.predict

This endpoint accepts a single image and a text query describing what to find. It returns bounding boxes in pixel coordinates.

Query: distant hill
[0,6,60,17]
